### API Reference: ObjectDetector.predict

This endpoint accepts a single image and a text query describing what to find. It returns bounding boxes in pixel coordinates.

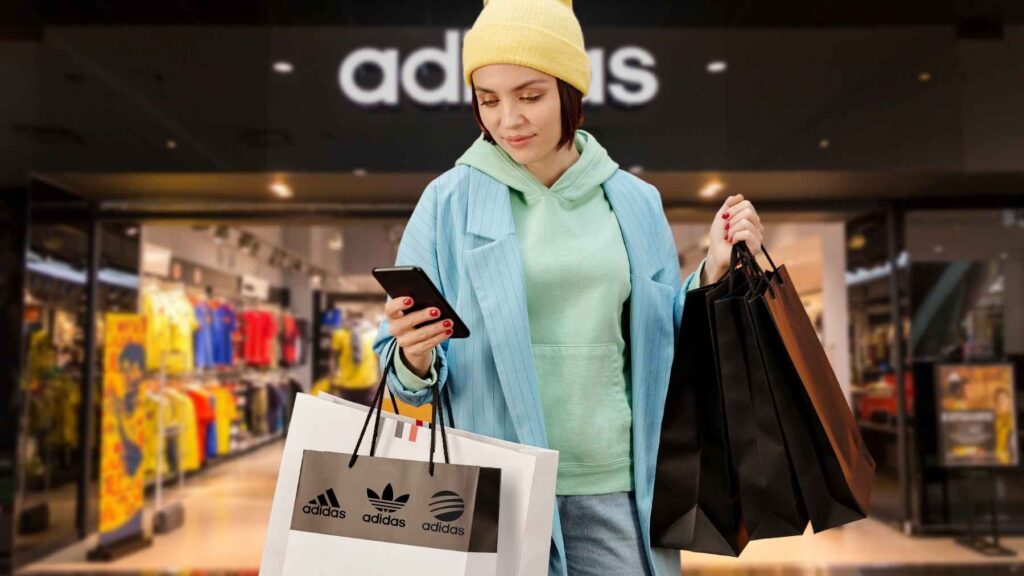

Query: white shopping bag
[260,392,558,576]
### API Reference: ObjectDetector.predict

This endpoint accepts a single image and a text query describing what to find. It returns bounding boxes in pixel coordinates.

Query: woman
[372,0,765,574]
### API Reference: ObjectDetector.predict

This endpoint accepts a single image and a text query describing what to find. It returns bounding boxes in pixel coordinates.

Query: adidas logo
[362,483,408,528]
[421,490,466,536]
[367,483,409,513]
[302,488,346,519]
[429,490,465,522]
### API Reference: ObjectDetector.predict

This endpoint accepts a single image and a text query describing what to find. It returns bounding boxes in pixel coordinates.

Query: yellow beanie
[462,0,591,97]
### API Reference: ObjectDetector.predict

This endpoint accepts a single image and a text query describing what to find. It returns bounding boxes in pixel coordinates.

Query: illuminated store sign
[339,30,659,107]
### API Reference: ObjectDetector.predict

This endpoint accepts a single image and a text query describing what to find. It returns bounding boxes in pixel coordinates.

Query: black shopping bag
[710,256,808,540]
[652,262,748,557]
[746,247,875,531]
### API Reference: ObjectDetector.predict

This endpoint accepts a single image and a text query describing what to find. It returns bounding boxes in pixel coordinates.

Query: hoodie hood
[454,129,619,209]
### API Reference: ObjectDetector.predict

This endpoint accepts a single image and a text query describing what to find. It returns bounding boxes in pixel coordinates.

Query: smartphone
[372,266,470,339]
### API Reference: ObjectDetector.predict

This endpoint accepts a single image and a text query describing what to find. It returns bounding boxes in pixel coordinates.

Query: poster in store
[936,363,1018,467]
[99,313,148,545]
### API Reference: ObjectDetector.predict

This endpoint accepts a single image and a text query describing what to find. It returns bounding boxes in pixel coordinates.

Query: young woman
[372,1,764,574]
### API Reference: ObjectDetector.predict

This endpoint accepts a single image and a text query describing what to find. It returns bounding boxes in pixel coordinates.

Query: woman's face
[472,64,563,165]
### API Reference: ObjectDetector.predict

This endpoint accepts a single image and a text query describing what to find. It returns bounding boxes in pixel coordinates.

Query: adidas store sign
[339,30,659,107]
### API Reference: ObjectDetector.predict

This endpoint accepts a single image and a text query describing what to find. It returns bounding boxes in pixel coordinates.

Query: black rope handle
[349,339,401,468]
[428,384,452,476]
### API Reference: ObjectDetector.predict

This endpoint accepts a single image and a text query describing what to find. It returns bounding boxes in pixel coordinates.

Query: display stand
[152,352,186,535]
[954,468,1016,557]
[16,379,51,535]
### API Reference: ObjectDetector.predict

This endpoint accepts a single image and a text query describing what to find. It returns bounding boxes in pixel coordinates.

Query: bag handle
[348,339,454,475]
[429,383,451,476]
[349,339,401,469]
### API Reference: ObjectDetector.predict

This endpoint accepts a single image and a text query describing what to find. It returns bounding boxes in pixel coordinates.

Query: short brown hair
[470,77,584,152]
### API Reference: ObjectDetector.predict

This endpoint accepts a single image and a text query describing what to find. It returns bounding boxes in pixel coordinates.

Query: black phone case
[372,266,470,338]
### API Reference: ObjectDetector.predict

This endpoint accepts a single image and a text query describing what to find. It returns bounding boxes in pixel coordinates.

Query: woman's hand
[385,296,453,379]
[702,194,765,286]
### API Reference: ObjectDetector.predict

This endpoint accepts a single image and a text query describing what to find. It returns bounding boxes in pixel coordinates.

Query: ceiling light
[328,233,344,251]
[918,71,931,82]
[270,182,293,198]
[273,61,294,74]
[848,234,867,250]
[699,181,725,198]
[628,165,644,174]
[707,60,727,74]
[125,227,139,237]
[819,138,831,149]
[165,139,178,150]
[353,168,367,177]
[238,232,255,249]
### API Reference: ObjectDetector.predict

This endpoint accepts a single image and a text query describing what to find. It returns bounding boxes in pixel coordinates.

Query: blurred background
[1,1,1022,574]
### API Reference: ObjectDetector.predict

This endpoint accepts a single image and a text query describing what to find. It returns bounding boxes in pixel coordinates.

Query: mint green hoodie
[397,129,637,495]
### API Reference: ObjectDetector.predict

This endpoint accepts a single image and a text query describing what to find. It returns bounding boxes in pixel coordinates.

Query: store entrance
[14,200,438,571]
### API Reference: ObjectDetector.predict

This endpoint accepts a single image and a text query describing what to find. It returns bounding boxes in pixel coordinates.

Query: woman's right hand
[385,296,454,379]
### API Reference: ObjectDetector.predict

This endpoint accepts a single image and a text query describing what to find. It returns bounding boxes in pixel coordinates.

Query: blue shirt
[194,301,215,369]
[212,303,237,366]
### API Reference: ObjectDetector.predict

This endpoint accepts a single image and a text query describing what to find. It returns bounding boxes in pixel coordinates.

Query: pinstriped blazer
[372,164,698,576]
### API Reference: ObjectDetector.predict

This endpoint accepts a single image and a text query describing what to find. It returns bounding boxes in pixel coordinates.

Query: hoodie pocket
[532,343,633,468]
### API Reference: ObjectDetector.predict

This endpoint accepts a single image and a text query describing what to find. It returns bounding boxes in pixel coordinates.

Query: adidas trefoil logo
[302,488,346,519]
[367,483,410,513]
[363,483,409,528]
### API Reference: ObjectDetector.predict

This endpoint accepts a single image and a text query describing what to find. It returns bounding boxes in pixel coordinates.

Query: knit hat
[462,0,591,97]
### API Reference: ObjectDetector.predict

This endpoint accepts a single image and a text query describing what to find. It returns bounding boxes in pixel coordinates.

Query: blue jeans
[556,491,652,576]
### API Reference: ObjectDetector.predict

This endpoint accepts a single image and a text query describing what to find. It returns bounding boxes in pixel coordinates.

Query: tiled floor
[19,440,1024,575]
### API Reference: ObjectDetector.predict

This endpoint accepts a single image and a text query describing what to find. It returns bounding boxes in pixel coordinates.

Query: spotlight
[270,182,293,198]
[273,61,294,74]
[707,60,727,74]
[699,181,725,198]
[213,225,230,243]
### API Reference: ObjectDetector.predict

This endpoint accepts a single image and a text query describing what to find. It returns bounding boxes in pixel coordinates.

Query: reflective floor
[18,442,1024,575]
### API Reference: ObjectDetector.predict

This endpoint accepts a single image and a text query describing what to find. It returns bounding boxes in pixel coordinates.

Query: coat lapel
[605,172,678,574]
[463,171,550,450]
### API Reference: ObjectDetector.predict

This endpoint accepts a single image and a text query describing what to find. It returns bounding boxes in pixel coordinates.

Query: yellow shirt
[332,329,378,389]
[168,389,200,472]
[211,386,237,455]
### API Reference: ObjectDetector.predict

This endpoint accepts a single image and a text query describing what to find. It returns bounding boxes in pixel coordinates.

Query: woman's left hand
[703,194,765,285]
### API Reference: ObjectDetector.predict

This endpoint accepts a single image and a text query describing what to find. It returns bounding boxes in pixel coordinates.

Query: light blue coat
[372,163,701,576]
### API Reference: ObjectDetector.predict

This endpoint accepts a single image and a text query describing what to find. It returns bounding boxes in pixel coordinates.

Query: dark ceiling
[2,0,1021,30]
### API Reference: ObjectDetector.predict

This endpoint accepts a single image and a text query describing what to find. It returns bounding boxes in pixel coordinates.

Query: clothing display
[142,283,308,373]
[142,285,197,374]
[141,374,291,489]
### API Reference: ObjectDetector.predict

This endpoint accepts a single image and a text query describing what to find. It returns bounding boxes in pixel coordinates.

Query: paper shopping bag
[260,392,557,576]
[282,448,500,575]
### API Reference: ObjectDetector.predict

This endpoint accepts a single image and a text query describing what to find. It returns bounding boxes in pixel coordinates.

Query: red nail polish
[725,222,730,230]
[446,329,453,335]
[403,298,412,306]
[430,309,440,317]
[723,213,730,220]
[443,320,452,328]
